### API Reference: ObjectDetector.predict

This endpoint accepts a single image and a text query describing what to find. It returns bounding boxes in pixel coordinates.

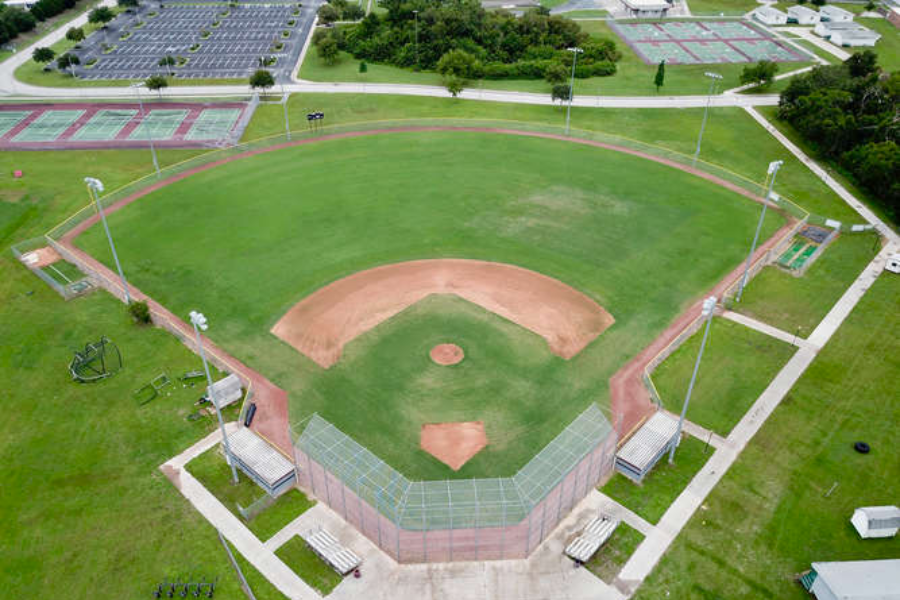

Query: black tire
[854,441,870,454]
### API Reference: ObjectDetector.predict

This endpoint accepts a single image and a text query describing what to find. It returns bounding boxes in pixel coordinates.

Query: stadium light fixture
[189,310,239,484]
[565,47,584,136]
[669,295,717,464]
[736,160,784,302]
[130,82,161,177]
[280,83,291,141]
[692,71,723,167]
[85,176,131,304]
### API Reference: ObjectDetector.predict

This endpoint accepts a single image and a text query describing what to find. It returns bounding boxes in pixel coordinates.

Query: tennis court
[684,41,748,63]
[0,111,31,137]
[128,109,189,141]
[71,109,138,141]
[185,108,242,141]
[731,39,800,62]
[13,110,84,142]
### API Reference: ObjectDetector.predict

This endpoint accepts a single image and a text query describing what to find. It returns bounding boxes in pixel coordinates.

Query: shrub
[128,300,152,324]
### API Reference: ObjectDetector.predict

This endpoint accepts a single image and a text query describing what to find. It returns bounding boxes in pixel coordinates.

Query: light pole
[736,160,784,302]
[130,82,161,177]
[692,71,722,167]
[669,295,717,464]
[413,10,419,70]
[565,46,583,136]
[85,177,132,304]
[190,310,239,484]
[280,82,291,140]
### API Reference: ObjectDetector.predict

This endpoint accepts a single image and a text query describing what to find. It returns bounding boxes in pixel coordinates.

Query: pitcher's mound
[421,421,487,470]
[430,343,464,366]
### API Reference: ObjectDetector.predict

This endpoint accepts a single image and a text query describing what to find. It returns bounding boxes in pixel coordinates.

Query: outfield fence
[292,404,617,563]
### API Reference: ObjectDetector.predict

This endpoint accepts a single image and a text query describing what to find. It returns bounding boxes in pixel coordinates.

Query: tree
[317,3,340,24]
[740,60,779,89]
[551,83,570,106]
[436,49,481,80]
[317,34,339,65]
[88,7,115,24]
[32,46,55,64]
[865,0,876,10]
[544,62,567,86]
[57,52,80,77]
[845,50,878,78]
[66,26,85,43]
[117,0,140,6]
[158,54,175,76]
[145,74,168,98]
[249,68,275,97]
[358,60,367,74]
[654,60,665,92]
[811,0,825,6]
[343,3,364,20]
[445,75,464,98]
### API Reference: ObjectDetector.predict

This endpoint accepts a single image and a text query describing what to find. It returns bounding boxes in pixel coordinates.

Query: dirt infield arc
[271,259,615,369]
[59,125,787,452]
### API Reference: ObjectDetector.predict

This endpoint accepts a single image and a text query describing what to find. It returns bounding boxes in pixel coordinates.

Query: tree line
[0,0,86,46]
[778,52,898,220]
[314,0,619,84]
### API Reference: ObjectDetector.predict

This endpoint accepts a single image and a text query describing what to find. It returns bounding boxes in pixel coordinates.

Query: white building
[803,560,900,600]
[619,0,671,19]
[852,506,900,538]
[788,5,820,25]
[754,5,789,25]
[819,4,854,22]
[815,21,881,47]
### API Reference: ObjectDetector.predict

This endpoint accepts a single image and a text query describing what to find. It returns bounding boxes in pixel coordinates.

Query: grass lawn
[686,0,758,16]
[75,130,783,480]
[855,17,900,73]
[634,271,900,600]
[736,232,881,333]
[602,434,713,524]
[187,446,315,540]
[274,536,344,595]
[652,317,796,436]
[585,523,645,583]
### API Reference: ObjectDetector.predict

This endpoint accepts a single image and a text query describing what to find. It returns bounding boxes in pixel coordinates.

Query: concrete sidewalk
[722,310,814,349]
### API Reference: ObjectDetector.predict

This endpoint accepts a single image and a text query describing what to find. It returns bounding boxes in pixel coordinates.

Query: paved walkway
[721,309,814,349]
[780,27,852,61]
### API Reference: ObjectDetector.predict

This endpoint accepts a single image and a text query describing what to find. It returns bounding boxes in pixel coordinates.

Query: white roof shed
[820,5,854,22]
[754,6,789,25]
[615,411,678,483]
[788,5,820,25]
[809,560,900,600]
[851,506,900,539]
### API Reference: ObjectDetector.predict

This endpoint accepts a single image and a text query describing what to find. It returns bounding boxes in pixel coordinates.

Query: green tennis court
[13,110,84,142]
[0,111,32,137]
[71,109,137,141]
[127,109,188,141]
[185,108,241,141]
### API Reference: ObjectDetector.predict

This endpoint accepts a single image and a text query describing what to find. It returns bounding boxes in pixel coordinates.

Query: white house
[852,506,900,538]
[819,4,854,22]
[802,560,900,600]
[787,5,820,25]
[754,5,788,25]
[619,0,671,19]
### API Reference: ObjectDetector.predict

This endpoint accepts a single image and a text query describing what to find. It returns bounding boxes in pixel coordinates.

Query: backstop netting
[293,404,617,563]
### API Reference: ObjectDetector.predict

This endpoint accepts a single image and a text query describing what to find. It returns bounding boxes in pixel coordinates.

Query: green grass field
[585,523,645,583]
[74,130,782,480]
[653,317,796,436]
[275,537,344,595]
[686,0,758,16]
[634,272,900,600]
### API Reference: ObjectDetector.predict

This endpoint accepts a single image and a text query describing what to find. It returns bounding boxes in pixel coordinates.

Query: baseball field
[74,128,784,480]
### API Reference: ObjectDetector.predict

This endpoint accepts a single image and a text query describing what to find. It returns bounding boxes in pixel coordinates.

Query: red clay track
[60,126,791,454]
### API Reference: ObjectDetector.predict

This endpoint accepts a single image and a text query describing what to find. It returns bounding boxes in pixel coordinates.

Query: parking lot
[74,0,322,82]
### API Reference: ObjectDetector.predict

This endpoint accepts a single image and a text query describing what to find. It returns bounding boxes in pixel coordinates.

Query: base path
[420,421,488,470]
[271,259,614,368]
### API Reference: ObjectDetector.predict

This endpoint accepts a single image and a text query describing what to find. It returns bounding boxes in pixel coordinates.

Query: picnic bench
[301,528,361,576]
[565,514,620,565]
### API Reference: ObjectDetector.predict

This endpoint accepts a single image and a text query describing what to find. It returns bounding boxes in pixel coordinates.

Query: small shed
[754,6,789,25]
[819,5,854,22]
[788,5,820,25]
[886,253,900,274]
[208,373,243,408]
[619,0,670,19]
[851,506,900,539]
[227,426,296,496]
[802,559,900,600]
[615,411,678,483]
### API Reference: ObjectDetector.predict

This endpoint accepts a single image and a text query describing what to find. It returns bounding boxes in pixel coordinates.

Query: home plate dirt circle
[430,343,464,366]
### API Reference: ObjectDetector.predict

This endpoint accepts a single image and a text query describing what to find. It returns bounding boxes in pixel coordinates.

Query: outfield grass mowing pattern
[185,108,242,141]
[12,110,84,142]
[128,109,188,141]
[0,110,32,137]
[71,109,138,141]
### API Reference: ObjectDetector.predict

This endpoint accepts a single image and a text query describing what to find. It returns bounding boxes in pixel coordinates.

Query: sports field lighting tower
[130,82,161,177]
[692,71,722,167]
[736,160,783,302]
[669,295,717,464]
[189,310,239,484]
[85,177,131,304]
[565,46,583,136]
[280,82,291,141]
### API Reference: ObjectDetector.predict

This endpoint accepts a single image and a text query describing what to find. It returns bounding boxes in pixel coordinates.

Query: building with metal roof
[801,559,900,600]
[614,411,678,483]
[788,5,820,25]
[754,6,789,25]
[851,506,900,539]
[227,426,296,496]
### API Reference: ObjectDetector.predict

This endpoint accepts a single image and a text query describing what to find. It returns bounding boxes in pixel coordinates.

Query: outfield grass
[602,435,713,524]
[187,447,315,540]
[274,536,344,595]
[737,232,881,333]
[652,317,795,436]
[634,272,900,600]
[75,130,783,480]
[585,523,645,583]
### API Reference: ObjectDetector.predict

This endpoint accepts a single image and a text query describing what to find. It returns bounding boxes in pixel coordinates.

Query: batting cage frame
[293,404,618,563]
